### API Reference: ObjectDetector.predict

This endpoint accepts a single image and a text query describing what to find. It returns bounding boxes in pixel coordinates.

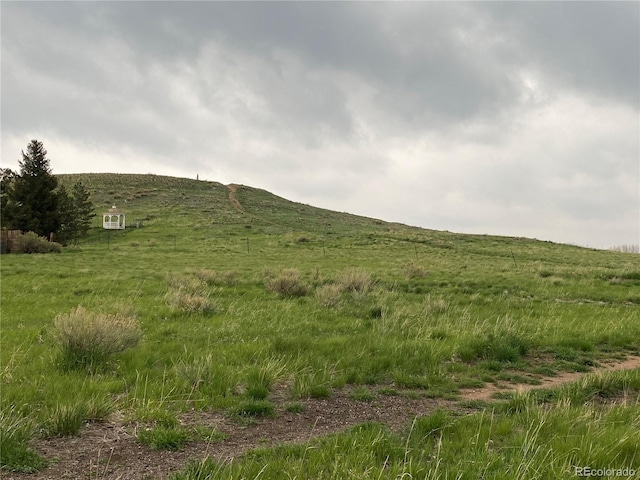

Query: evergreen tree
[71,181,95,239]
[56,184,76,245]
[0,168,16,227]
[6,140,60,237]
[57,182,95,244]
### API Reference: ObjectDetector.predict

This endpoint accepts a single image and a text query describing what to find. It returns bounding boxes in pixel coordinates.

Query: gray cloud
[1,1,638,247]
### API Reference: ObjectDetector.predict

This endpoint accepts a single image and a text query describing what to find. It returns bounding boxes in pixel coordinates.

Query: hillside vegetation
[2,173,639,478]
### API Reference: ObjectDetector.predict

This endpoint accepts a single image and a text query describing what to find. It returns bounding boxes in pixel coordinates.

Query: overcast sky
[2,1,639,248]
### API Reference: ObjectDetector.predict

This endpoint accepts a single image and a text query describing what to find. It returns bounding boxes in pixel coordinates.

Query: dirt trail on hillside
[226,184,244,213]
[5,356,640,480]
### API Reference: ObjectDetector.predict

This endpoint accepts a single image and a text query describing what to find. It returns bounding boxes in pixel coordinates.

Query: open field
[2,173,639,479]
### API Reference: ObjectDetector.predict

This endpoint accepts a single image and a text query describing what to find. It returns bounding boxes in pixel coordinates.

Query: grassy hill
[2,173,640,478]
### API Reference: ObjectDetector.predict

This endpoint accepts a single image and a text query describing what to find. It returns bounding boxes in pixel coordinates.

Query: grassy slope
[2,173,640,476]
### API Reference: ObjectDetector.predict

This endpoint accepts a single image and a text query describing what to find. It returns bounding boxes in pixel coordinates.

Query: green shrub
[11,231,62,254]
[53,306,142,372]
[265,268,309,297]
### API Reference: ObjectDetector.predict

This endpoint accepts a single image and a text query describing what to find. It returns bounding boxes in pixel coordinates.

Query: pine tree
[56,184,76,245]
[71,181,95,239]
[0,168,16,227]
[55,182,95,245]
[6,140,60,237]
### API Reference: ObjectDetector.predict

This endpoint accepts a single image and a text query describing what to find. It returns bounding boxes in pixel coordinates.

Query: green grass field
[1,173,639,478]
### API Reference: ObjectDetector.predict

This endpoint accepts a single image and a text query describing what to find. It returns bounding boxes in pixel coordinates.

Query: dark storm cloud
[1,1,638,247]
[482,1,640,107]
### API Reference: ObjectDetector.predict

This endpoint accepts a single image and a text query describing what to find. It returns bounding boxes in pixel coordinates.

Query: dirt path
[226,184,244,213]
[5,356,640,480]
[461,355,640,402]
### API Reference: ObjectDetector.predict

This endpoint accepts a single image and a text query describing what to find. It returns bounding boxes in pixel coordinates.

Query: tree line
[1,140,95,245]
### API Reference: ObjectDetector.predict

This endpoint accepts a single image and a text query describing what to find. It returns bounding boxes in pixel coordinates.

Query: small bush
[336,267,373,294]
[265,268,309,297]
[53,306,142,372]
[315,284,342,308]
[11,231,62,254]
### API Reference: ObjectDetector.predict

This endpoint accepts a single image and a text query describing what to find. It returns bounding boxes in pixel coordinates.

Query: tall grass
[2,173,640,475]
[171,369,640,479]
[53,306,142,372]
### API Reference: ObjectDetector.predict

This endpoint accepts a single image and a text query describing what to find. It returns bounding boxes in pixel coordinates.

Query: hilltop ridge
[57,173,592,258]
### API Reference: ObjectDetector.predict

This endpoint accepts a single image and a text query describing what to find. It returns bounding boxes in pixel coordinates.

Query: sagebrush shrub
[165,273,215,314]
[265,268,309,297]
[336,267,373,294]
[11,232,62,254]
[315,284,342,308]
[165,286,214,314]
[53,306,142,372]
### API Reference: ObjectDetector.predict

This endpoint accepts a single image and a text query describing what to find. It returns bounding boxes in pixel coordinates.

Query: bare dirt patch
[5,356,640,480]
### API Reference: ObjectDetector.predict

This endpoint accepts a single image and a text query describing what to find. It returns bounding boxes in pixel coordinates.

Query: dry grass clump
[265,268,309,297]
[403,262,428,279]
[54,306,142,372]
[165,286,214,314]
[423,295,449,315]
[336,267,373,294]
[193,269,238,286]
[315,284,342,308]
[165,273,216,314]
